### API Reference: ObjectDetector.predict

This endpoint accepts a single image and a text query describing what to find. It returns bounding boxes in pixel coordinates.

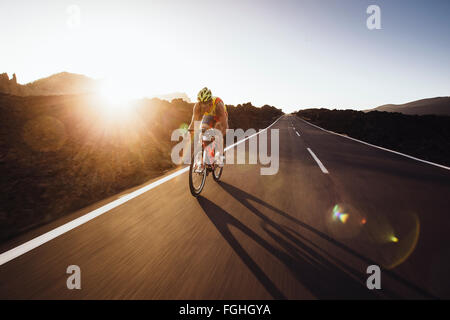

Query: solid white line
[0,168,188,266]
[0,116,284,266]
[299,118,450,171]
[307,148,329,174]
[296,131,300,137]
[224,115,282,151]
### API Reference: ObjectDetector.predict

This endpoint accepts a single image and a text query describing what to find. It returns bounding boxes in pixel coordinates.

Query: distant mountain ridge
[0,72,99,96]
[25,72,100,95]
[153,92,191,103]
[0,72,192,103]
[369,97,450,116]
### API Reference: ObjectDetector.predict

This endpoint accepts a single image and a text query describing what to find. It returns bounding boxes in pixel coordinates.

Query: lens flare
[340,214,349,223]
[326,203,365,240]
[362,211,420,269]
[179,123,189,134]
[333,205,349,224]
[23,116,67,152]
[327,202,420,270]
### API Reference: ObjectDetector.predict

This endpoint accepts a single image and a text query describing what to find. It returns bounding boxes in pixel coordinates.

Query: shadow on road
[217,181,436,299]
[198,181,435,299]
[197,184,381,299]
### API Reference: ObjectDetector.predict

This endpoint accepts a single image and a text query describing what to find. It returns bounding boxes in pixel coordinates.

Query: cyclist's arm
[214,101,228,136]
[188,103,202,131]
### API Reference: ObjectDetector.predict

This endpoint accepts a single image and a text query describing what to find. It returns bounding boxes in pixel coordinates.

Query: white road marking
[307,148,329,174]
[0,168,188,266]
[299,118,450,171]
[296,131,300,137]
[0,116,284,266]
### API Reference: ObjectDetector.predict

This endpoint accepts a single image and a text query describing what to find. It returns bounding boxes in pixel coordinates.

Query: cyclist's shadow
[213,181,436,299]
[197,182,386,299]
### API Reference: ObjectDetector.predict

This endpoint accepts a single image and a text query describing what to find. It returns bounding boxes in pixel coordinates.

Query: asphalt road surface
[1,114,450,299]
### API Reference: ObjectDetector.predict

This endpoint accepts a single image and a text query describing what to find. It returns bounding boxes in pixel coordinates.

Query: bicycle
[188,128,223,197]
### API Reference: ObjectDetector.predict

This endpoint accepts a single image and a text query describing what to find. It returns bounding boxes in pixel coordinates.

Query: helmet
[197,87,212,103]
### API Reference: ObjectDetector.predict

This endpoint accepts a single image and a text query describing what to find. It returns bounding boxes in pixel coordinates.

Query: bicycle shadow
[211,181,437,299]
[197,188,383,299]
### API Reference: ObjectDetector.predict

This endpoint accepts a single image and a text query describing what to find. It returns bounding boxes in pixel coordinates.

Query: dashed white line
[307,148,329,174]
[296,131,300,137]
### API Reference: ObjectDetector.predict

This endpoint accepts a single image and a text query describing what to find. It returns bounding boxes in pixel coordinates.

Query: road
[1,114,450,299]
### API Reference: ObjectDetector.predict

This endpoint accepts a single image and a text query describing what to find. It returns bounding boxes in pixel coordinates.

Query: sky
[0,0,449,112]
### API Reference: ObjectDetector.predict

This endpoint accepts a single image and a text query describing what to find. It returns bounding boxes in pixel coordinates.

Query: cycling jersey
[201,97,227,128]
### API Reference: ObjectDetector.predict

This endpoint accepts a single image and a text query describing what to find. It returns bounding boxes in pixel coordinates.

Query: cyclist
[187,87,228,167]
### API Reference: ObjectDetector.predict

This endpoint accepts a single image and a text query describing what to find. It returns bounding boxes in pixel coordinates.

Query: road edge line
[298,118,450,171]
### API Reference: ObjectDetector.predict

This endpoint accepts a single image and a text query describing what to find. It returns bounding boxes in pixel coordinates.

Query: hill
[0,72,99,96]
[24,72,100,95]
[153,92,191,103]
[368,97,450,116]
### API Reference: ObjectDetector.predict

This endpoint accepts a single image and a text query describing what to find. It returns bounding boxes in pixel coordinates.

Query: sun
[100,79,136,104]
[98,79,141,117]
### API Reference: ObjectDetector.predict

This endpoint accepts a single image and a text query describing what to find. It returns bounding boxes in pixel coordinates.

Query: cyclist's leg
[189,128,204,172]
[218,135,225,167]
[213,130,225,167]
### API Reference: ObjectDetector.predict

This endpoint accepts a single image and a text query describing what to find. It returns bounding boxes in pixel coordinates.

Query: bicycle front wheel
[189,151,206,197]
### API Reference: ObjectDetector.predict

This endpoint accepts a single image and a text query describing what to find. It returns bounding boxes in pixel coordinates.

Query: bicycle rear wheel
[212,164,223,182]
[189,150,206,197]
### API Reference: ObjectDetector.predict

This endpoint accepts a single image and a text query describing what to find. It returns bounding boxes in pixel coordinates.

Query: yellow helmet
[197,87,212,103]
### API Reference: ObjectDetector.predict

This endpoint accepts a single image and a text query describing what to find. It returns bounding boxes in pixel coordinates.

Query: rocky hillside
[0,72,99,96]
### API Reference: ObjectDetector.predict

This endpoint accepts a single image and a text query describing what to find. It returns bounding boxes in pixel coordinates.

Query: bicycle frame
[194,129,221,171]
[200,132,218,171]
[189,128,223,196]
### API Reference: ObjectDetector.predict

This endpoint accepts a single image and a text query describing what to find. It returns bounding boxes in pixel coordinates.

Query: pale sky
[0,0,449,112]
